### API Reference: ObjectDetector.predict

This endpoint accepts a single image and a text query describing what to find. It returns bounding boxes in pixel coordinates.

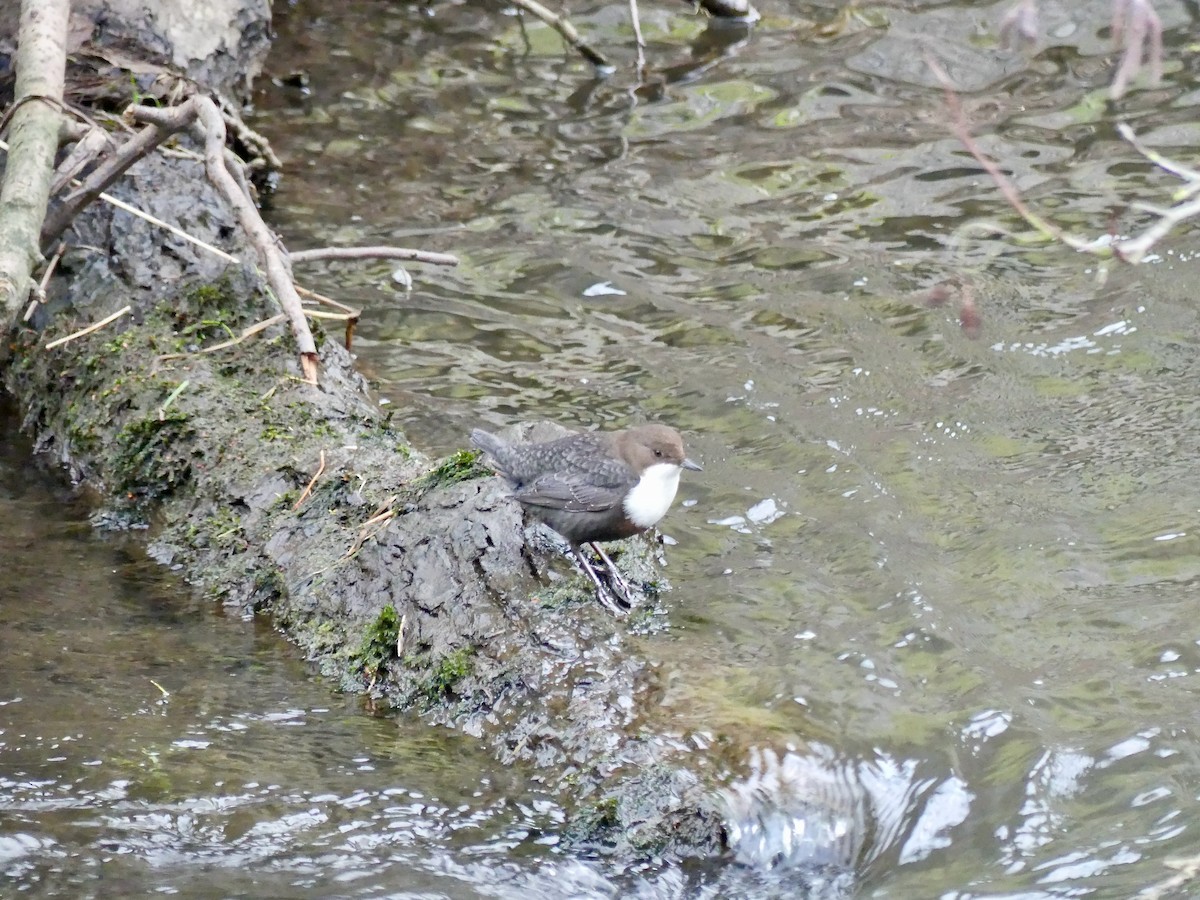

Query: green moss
[111,411,195,502]
[186,282,236,316]
[353,604,401,684]
[426,647,474,700]
[209,507,245,551]
[415,449,489,490]
[396,645,478,708]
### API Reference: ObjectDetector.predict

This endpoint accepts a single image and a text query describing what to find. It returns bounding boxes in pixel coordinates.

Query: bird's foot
[569,545,631,616]
[588,542,637,607]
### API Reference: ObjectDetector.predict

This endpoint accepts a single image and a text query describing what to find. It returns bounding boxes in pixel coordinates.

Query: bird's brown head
[617,424,703,474]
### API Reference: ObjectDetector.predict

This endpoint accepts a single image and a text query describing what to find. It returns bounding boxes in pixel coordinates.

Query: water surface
[7,0,1200,896]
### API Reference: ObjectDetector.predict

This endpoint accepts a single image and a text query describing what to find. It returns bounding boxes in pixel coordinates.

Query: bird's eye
[654,449,663,457]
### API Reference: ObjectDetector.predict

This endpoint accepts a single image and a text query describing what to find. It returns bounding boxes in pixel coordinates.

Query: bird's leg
[588,542,636,607]
[568,544,629,616]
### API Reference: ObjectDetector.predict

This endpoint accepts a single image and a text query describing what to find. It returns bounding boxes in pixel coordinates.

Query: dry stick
[1116,121,1200,191]
[49,127,112,196]
[293,449,327,510]
[296,284,360,316]
[304,497,401,581]
[289,245,459,266]
[169,97,320,383]
[344,499,399,557]
[508,0,613,70]
[24,239,65,321]
[98,183,240,264]
[629,0,647,74]
[2,130,244,267]
[0,0,70,321]
[934,58,1197,267]
[41,118,186,244]
[155,313,287,361]
[45,304,132,350]
[296,284,360,351]
[33,100,446,374]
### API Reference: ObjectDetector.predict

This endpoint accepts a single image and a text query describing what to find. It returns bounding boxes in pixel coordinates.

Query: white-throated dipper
[469,424,702,614]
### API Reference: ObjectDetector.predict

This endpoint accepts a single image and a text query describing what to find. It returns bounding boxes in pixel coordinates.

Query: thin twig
[508,0,613,70]
[1116,192,1200,263]
[296,284,360,351]
[293,449,327,510]
[42,119,184,243]
[131,97,321,383]
[97,184,241,264]
[345,498,399,557]
[45,304,132,350]
[0,134,244,266]
[25,240,65,321]
[303,496,399,582]
[1116,121,1200,186]
[49,126,112,196]
[155,313,286,361]
[296,284,360,316]
[629,0,646,74]
[289,246,459,266]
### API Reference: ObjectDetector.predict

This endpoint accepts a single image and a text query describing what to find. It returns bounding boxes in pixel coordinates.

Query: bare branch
[289,246,459,266]
[41,120,184,244]
[1113,122,1200,263]
[125,98,320,382]
[195,97,320,382]
[509,0,614,71]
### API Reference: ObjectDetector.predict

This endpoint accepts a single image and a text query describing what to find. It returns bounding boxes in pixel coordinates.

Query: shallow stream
[7,0,1200,896]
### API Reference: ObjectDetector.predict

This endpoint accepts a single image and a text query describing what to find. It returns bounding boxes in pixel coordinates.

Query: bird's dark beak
[682,457,703,472]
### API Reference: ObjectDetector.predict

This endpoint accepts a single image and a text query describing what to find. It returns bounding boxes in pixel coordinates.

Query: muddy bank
[2,0,731,864]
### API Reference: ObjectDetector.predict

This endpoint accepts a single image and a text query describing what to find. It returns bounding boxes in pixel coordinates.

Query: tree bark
[0,0,69,321]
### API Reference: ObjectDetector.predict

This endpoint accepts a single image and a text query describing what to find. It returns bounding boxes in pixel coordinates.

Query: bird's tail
[470,428,508,467]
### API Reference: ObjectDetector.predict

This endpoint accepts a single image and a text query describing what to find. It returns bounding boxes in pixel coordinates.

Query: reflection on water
[10,0,1200,895]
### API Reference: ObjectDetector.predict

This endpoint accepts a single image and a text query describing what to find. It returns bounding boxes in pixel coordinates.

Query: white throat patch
[623,462,682,529]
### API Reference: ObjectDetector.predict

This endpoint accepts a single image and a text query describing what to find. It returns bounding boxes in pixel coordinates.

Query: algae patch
[414,449,489,491]
[424,647,474,702]
[353,604,401,686]
[112,411,196,502]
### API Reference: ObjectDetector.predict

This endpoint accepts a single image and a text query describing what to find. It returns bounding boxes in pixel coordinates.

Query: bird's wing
[514,465,633,513]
